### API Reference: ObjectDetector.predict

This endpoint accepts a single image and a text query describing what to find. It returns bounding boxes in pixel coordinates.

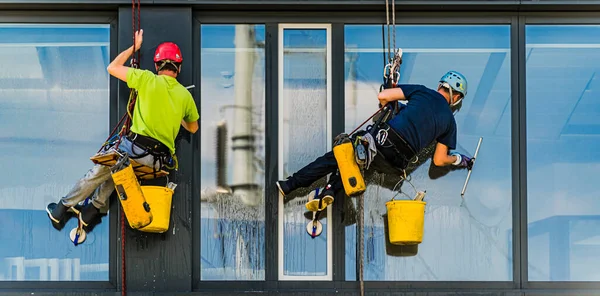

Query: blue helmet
[440,70,468,97]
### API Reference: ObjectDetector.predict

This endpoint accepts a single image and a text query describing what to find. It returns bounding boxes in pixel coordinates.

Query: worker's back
[387,84,457,152]
[126,68,198,155]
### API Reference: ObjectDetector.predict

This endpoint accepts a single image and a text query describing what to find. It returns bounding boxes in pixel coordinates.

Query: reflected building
[0,257,108,281]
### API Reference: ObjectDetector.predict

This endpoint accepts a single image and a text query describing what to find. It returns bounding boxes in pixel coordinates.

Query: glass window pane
[279,27,331,278]
[344,24,512,281]
[0,24,110,281]
[526,25,600,282]
[199,24,266,280]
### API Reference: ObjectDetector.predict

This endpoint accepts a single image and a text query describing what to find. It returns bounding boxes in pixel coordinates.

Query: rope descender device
[383,48,403,89]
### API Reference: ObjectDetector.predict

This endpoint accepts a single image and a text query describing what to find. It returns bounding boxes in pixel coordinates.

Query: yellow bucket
[385,200,426,245]
[138,186,174,233]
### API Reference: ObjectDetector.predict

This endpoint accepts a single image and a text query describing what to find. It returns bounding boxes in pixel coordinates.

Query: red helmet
[154,42,183,63]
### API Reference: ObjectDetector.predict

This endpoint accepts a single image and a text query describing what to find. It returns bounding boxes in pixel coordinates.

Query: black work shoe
[276,180,292,196]
[46,202,71,231]
[79,203,101,228]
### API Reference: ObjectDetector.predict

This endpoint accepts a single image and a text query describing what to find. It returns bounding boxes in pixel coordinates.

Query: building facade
[1,0,599,295]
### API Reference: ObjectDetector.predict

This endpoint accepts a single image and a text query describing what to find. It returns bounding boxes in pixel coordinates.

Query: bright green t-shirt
[126,68,199,155]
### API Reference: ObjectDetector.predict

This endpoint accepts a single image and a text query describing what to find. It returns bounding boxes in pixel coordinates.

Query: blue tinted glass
[344,24,512,281]
[280,28,329,277]
[526,25,600,282]
[0,24,110,281]
[200,24,266,280]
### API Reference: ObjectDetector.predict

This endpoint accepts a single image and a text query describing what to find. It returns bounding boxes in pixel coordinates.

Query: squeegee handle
[461,137,483,197]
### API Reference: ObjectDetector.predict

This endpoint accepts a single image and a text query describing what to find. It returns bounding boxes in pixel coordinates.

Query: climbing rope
[120,1,140,295]
[356,1,397,294]
[381,0,401,91]
[357,192,364,296]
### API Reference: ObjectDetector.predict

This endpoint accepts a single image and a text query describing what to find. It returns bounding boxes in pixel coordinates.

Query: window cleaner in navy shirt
[276,70,473,210]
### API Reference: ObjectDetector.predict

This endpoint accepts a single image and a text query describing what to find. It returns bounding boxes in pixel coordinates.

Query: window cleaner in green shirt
[46,29,200,231]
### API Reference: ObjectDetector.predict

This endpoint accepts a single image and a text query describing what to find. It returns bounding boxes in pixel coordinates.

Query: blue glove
[451,152,473,169]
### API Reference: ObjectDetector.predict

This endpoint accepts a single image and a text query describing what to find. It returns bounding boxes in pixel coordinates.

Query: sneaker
[305,185,335,212]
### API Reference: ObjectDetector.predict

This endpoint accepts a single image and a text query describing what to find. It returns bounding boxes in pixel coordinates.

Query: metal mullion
[338,280,516,290]
[192,15,202,290]
[331,22,346,283]
[0,281,115,291]
[509,14,523,290]
[194,11,512,25]
[520,12,600,23]
[527,282,600,290]
[108,15,119,290]
[264,22,279,286]
[517,14,528,290]
[0,11,116,23]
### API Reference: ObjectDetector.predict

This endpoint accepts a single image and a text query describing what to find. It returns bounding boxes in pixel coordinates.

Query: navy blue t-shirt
[386,84,457,152]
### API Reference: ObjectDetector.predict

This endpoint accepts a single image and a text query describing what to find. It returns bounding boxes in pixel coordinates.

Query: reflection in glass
[279,28,330,277]
[200,24,266,280]
[344,25,512,281]
[0,24,110,281]
[526,25,600,281]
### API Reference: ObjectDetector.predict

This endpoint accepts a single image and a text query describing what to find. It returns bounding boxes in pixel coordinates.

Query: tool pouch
[332,134,366,197]
[354,139,368,169]
[110,153,153,229]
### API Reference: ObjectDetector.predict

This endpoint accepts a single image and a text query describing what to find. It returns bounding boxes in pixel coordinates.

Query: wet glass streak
[281,28,329,277]
[199,24,266,281]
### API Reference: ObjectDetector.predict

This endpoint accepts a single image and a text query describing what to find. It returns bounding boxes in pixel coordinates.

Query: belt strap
[384,123,416,159]
[126,132,170,155]
[374,123,417,170]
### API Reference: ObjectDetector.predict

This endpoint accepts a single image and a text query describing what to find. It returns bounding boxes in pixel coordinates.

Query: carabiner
[375,126,390,146]
[383,63,392,79]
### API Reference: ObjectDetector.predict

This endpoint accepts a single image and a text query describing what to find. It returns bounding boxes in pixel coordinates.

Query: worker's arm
[181,120,199,134]
[433,142,472,168]
[107,29,144,82]
[377,87,406,106]
[181,94,200,134]
[377,84,427,107]
[432,142,457,166]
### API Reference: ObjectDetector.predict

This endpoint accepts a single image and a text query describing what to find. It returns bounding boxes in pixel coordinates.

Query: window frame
[0,11,118,291]
[4,4,600,296]
[193,11,520,292]
[342,21,516,286]
[521,12,600,291]
[277,22,333,281]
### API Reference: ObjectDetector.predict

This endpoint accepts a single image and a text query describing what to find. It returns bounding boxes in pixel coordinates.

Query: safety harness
[125,131,178,173]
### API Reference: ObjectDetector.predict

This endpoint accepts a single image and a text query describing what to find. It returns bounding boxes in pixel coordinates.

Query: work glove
[450,152,473,169]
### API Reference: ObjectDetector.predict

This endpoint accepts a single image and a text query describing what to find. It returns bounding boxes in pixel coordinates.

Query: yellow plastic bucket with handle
[385,200,426,245]
[138,186,174,233]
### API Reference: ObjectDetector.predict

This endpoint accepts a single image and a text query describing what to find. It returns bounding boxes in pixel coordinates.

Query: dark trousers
[284,150,344,193]
[283,134,407,196]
